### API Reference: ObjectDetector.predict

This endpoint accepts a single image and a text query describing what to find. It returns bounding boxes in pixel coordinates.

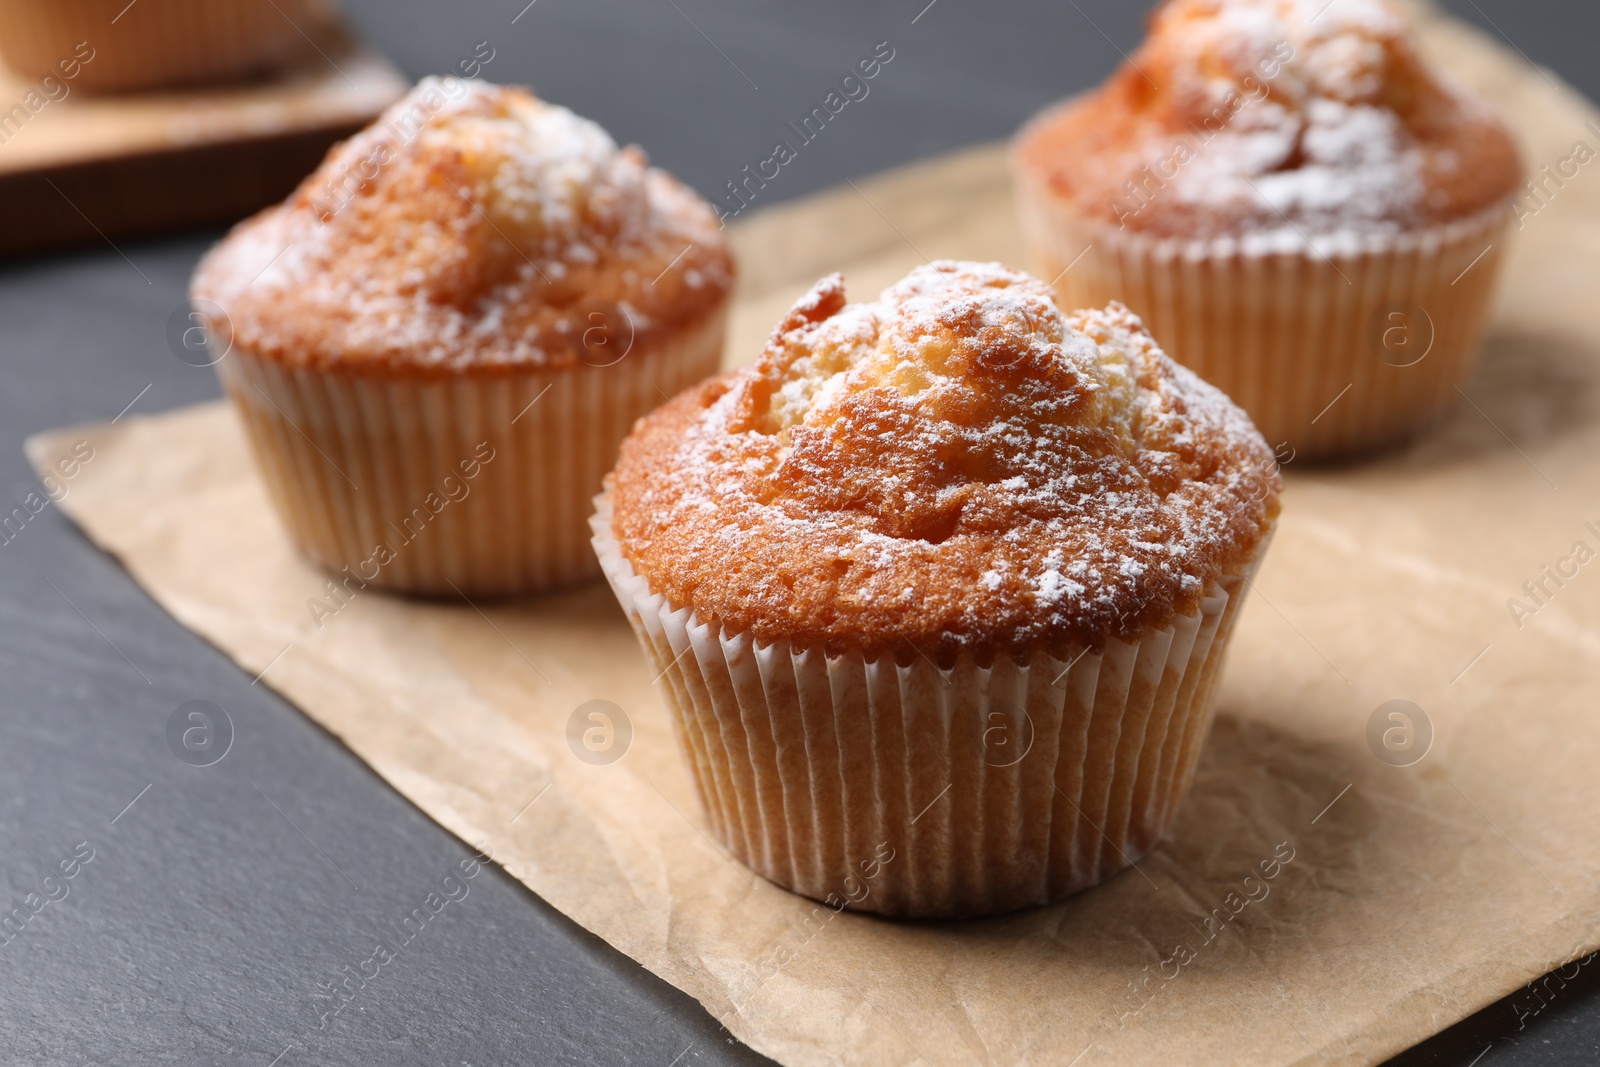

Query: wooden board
[0,16,405,257]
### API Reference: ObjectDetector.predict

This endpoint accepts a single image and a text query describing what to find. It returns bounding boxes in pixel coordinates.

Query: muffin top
[608,261,1279,664]
[192,78,733,373]
[1014,0,1522,241]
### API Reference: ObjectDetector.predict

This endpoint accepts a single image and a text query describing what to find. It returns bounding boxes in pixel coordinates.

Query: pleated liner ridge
[593,495,1271,919]
[217,312,725,597]
[1014,177,1512,461]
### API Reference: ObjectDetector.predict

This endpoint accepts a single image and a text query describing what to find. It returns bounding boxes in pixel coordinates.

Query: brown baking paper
[27,6,1600,1063]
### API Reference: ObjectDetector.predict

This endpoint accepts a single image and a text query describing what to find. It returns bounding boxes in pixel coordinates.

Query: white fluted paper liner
[1014,171,1514,460]
[217,311,725,597]
[592,494,1271,918]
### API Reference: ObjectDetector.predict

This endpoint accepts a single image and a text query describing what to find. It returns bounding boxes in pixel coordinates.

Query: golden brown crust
[608,262,1280,664]
[1013,0,1523,240]
[191,78,733,375]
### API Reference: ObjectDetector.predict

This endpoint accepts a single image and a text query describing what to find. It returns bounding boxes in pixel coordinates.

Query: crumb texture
[1014,0,1522,240]
[609,261,1280,662]
[193,78,733,371]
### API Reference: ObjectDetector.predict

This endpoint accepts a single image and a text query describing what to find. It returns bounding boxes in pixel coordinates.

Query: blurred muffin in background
[0,0,327,92]
[1013,0,1523,459]
[192,78,734,595]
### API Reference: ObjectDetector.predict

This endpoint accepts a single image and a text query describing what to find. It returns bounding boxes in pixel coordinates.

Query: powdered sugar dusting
[193,78,732,369]
[1036,0,1518,243]
[1162,0,1424,237]
[609,261,1280,661]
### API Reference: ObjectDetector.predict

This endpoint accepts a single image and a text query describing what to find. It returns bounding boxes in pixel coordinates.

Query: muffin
[593,261,1280,918]
[193,78,733,596]
[0,0,326,92]
[1013,0,1523,460]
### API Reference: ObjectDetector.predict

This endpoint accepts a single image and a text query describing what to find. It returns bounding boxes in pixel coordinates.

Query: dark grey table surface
[3,1,1595,1064]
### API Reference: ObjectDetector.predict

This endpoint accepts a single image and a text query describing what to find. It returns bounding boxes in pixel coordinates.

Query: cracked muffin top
[193,78,733,374]
[1014,0,1522,242]
[607,260,1279,663]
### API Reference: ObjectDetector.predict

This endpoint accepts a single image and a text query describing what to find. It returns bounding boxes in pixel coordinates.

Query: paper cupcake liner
[0,0,324,92]
[1015,176,1513,460]
[217,311,725,597]
[592,494,1270,919]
